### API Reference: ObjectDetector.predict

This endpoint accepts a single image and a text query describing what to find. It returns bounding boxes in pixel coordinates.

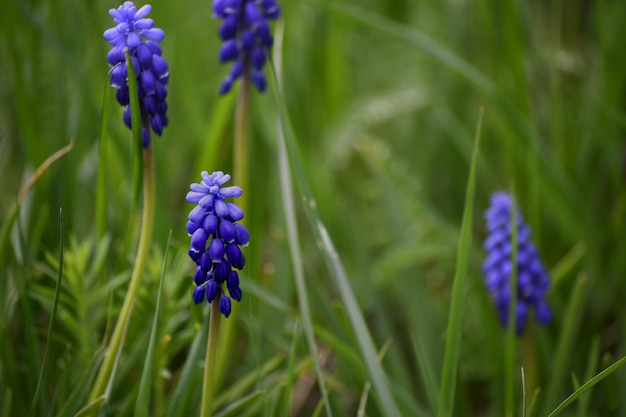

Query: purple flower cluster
[186,171,249,318]
[483,192,552,334]
[213,0,281,94]
[104,1,169,147]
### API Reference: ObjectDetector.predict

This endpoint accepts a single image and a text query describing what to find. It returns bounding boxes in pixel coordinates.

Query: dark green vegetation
[1,0,625,416]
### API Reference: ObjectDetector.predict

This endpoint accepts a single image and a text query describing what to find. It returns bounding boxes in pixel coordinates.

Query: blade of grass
[436,107,483,417]
[548,356,626,417]
[272,21,333,417]
[213,390,266,417]
[542,273,588,415]
[411,331,439,413]
[269,62,401,417]
[577,337,600,416]
[0,139,74,260]
[135,230,172,417]
[56,347,105,417]
[71,396,106,417]
[28,208,64,417]
[166,314,210,417]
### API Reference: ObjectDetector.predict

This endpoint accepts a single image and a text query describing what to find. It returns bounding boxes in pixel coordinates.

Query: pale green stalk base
[88,143,156,402]
[200,296,223,417]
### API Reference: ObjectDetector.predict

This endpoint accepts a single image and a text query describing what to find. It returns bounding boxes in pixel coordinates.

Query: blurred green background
[1,0,626,415]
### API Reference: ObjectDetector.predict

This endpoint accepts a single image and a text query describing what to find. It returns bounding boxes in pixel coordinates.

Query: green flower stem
[214,65,252,388]
[504,190,519,417]
[200,293,223,417]
[89,140,156,402]
[234,64,251,213]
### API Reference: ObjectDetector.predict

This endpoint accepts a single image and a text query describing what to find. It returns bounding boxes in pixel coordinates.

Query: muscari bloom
[483,192,552,334]
[186,171,249,318]
[213,0,281,95]
[104,1,169,147]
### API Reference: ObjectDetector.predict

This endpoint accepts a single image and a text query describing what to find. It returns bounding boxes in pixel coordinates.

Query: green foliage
[1,0,626,416]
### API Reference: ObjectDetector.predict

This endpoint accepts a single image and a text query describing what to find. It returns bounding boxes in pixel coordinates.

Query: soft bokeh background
[1,0,626,416]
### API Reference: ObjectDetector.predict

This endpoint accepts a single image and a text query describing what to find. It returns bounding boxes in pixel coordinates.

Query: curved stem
[200,294,222,417]
[89,140,156,402]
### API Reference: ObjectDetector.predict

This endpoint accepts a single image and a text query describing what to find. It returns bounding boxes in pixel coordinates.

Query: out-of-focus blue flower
[104,1,169,147]
[212,0,281,95]
[186,171,248,318]
[483,192,552,334]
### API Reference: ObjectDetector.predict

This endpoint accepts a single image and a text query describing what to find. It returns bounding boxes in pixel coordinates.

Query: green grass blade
[0,140,74,260]
[357,382,372,417]
[548,356,626,417]
[29,207,64,417]
[134,230,172,417]
[269,63,401,417]
[166,315,210,417]
[213,390,266,417]
[578,337,600,416]
[272,23,333,417]
[56,348,105,417]
[71,396,106,417]
[436,107,483,417]
[411,332,439,412]
[542,273,588,415]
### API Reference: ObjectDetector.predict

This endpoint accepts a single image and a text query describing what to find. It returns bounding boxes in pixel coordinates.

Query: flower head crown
[104,1,169,147]
[186,171,249,317]
[483,192,552,334]
[213,0,281,95]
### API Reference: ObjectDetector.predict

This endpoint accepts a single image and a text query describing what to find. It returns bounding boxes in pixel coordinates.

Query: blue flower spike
[483,192,552,334]
[104,1,169,146]
[187,171,248,318]
[213,0,281,95]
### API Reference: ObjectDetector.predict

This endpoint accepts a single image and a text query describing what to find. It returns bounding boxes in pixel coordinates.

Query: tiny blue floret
[104,1,169,146]
[212,0,281,95]
[186,171,248,318]
[483,192,552,334]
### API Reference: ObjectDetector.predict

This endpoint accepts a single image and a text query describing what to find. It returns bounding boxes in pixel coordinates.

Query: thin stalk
[88,139,156,402]
[234,65,251,207]
[215,62,251,388]
[201,295,223,417]
[505,190,519,417]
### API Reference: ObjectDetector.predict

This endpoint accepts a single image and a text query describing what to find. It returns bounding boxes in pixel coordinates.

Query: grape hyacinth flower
[104,1,169,147]
[186,171,249,318]
[483,192,552,334]
[213,0,281,94]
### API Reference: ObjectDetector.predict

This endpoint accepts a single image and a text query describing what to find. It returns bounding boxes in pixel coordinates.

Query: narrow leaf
[436,107,483,417]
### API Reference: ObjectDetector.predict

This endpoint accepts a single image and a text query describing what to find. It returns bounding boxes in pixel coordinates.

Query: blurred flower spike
[186,171,249,318]
[213,0,281,95]
[483,192,552,334]
[104,1,169,147]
